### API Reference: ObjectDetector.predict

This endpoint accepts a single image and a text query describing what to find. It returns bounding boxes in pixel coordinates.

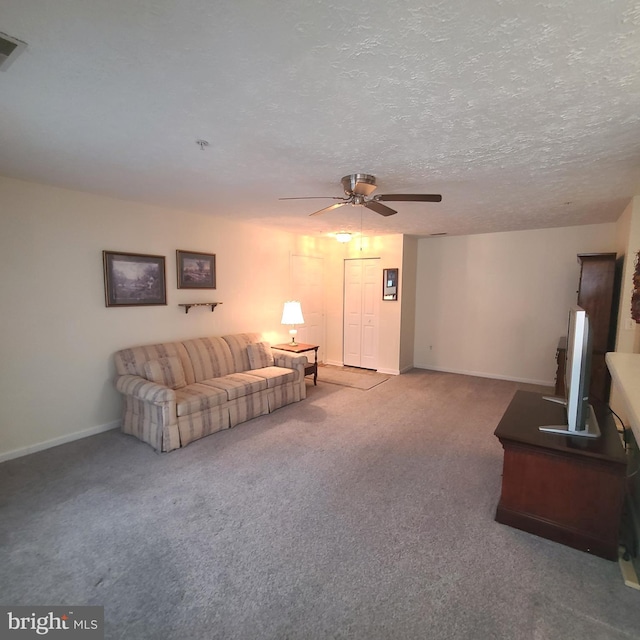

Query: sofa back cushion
[247,342,275,369]
[143,356,187,389]
[181,336,235,382]
[222,333,263,373]
[114,342,194,382]
[114,333,267,386]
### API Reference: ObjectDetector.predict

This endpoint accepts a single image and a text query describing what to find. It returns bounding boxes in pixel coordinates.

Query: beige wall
[414,224,617,386]
[0,176,304,460]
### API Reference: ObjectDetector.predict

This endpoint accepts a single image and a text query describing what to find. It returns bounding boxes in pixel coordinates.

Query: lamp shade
[281,301,304,325]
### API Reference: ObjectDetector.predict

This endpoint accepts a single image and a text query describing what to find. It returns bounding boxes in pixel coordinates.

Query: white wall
[414,224,617,386]
[400,236,418,373]
[0,176,303,460]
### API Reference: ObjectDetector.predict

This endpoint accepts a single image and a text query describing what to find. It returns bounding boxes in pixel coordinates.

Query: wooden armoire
[554,253,618,402]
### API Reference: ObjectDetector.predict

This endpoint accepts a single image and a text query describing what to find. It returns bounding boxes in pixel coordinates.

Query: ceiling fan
[279,173,442,217]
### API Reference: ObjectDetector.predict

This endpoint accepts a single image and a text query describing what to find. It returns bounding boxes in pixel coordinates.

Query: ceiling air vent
[0,32,27,71]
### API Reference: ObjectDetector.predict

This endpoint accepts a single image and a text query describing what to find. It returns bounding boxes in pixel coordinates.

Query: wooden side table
[273,343,319,385]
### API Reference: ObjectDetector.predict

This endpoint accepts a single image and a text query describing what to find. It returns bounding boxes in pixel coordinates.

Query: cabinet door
[577,254,615,353]
[576,253,616,402]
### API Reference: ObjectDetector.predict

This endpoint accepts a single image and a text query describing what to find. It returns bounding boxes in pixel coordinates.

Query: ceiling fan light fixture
[341,173,377,197]
[335,232,352,243]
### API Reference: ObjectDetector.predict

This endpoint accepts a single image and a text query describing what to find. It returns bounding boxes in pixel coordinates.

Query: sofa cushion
[203,373,268,400]
[248,366,296,388]
[181,337,235,382]
[143,356,187,390]
[114,342,194,381]
[222,333,263,373]
[175,383,229,417]
[247,341,275,369]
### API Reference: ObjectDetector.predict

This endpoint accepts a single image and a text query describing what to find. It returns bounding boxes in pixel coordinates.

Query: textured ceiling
[1,0,640,238]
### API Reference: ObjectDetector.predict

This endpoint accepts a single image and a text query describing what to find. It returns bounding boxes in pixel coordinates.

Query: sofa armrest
[271,351,308,369]
[115,374,176,403]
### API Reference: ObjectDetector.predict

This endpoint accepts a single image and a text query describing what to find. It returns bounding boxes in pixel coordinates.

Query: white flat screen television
[540,305,601,438]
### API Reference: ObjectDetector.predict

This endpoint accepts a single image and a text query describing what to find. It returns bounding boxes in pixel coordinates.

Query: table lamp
[281,301,304,345]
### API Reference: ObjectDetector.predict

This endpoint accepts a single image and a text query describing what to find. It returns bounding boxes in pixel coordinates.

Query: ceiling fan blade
[364,200,397,217]
[279,196,344,200]
[309,202,349,216]
[374,194,442,203]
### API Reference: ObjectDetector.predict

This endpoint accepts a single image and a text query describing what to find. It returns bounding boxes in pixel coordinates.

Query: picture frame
[177,250,216,289]
[383,268,399,301]
[103,251,167,307]
[632,250,640,323]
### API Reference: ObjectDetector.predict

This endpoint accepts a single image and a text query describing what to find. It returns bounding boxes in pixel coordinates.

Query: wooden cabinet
[554,336,567,397]
[555,253,618,402]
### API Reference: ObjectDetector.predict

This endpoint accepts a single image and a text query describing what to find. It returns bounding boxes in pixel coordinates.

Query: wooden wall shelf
[179,303,222,314]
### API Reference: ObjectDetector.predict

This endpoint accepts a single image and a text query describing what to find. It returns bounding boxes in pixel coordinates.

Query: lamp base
[289,328,298,346]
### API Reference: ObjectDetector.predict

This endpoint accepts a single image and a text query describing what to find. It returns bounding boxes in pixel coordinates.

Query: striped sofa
[113,333,307,452]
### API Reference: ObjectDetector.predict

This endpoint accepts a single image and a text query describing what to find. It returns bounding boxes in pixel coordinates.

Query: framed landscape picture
[177,250,216,289]
[103,251,167,307]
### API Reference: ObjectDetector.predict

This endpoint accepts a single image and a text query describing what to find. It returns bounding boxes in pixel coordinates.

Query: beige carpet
[317,364,391,390]
[2,370,639,639]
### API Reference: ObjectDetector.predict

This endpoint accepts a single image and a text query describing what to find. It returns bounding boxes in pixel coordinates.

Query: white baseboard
[0,420,121,464]
[324,359,344,367]
[377,367,400,375]
[413,363,554,388]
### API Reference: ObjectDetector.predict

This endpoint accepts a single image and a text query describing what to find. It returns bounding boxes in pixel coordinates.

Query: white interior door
[343,258,380,369]
[360,259,380,370]
[343,259,363,367]
[291,255,324,361]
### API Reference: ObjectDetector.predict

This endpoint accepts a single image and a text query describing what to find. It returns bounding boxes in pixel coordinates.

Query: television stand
[538,395,601,438]
[494,390,626,560]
